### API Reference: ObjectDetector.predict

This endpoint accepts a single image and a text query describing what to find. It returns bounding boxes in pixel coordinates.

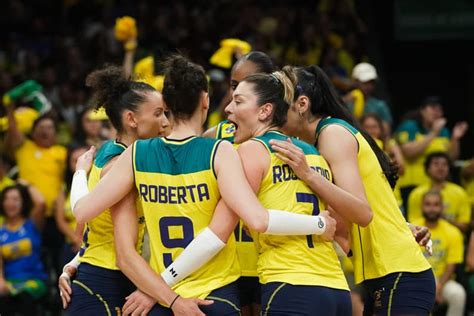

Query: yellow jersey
[80,140,145,270]
[133,136,240,299]
[461,175,474,207]
[395,119,450,188]
[0,177,15,192]
[215,119,258,277]
[407,182,471,226]
[413,219,464,278]
[15,139,66,217]
[253,131,348,290]
[317,118,431,284]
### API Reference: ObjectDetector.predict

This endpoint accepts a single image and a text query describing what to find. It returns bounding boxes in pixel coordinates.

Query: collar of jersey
[162,135,197,144]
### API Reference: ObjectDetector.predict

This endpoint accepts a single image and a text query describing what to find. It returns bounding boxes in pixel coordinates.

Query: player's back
[133,136,240,299]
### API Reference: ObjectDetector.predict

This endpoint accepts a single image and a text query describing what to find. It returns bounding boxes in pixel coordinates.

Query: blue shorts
[261,282,351,316]
[149,281,241,316]
[67,263,135,316]
[361,269,435,316]
[238,276,261,306]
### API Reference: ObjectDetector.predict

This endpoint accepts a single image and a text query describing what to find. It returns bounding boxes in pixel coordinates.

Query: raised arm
[4,103,25,151]
[71,146,135,223]
[270,126,373,227]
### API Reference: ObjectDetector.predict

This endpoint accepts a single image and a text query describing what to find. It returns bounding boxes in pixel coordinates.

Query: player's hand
[269,138,312,182]
[408,224,432,255]
[122,290,155,316]
[452,121,469,140]
[430,118,446,135]
[59,265,77,309]
[319,211,337,242]
[171,296,213,316]
[75,146,96,173]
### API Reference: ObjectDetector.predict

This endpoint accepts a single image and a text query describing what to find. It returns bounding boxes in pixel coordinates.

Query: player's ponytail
[86,65,155,133]
[291,65,399,188]
[162,55,208,121]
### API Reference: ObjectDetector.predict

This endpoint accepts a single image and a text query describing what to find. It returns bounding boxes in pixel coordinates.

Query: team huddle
[58,52,435,316]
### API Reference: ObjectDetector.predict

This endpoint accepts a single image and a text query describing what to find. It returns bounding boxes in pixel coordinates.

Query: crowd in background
[0,0,473,315]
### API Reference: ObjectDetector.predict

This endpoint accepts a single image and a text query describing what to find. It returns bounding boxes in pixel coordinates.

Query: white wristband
[63,252,81,273]
[265,209,326,235]
[161,227,225,287]
[71,170,89,215]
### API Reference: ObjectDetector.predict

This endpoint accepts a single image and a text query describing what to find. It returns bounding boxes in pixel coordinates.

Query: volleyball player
[204,51,276,316]
[57,65,180,316]
[224,72,353,315]
[270,65,435,315]
[69,55,336,315]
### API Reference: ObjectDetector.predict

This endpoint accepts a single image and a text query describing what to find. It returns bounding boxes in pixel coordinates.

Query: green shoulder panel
[316,117,359,136]
[253,131,319,156]
[94,140,126,168]
[134,136,222,175]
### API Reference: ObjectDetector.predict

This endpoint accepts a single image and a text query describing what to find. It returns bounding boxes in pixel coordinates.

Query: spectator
[460,158,474,210]
[344,62,393,133]
[413,190,465,316]
[395,96,468,210]
[54,145,88,268]
[70,108,105,149]
[0,184,47,316]
[0,155,14,193]
[408,152,471,233]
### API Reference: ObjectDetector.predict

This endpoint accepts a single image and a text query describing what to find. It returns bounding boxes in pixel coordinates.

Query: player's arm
[113,190,212,315]
[269,125,373,227]
[214,140,336,238]
[71,146,135,223]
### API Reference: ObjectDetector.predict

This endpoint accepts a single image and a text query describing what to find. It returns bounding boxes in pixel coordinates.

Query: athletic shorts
[149,280,241,316]
[67,263,135,316]
[260,282,351,316]
[361,269,435,316]
[238,276,261,306]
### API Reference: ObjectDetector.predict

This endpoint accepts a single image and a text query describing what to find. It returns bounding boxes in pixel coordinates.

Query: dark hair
[64,145,89,193]
[86,65,156,133]
[422,189,443,203]
[424,152,451,174]
[284,65,399,188]
[73,107,94,143]
[0,184,33,218]
[242,73,293,128]
[32,113,58,133]
[421,96,442,109]
[234,51,276,74]
[162,55,208,121]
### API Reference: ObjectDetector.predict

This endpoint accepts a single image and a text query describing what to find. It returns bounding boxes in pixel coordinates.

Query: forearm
[123,49,135,79]
[448,138,460,160]
[117,248,177,306]
[401,135,435,159]
[303,171,372,227]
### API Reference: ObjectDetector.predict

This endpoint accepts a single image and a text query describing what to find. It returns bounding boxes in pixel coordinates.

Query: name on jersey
[138,183,210,204]
[272,164,330,184]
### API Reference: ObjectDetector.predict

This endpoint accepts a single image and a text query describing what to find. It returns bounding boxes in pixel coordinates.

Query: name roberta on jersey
[272,164,330,184]
[138,183,210,204]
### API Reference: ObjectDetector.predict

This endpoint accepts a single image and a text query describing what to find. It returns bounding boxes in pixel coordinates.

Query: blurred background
[0,0,473,315]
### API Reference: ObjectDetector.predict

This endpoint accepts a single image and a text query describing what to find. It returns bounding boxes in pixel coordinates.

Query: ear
[295,95,310,116]
[258,103,273,121]
[201,92,210,110]
[124,110,137,129]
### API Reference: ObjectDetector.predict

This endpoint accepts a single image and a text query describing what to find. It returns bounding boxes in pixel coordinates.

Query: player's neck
[116,133,136,147]
[299,116,320,144]
[169,119,202,139]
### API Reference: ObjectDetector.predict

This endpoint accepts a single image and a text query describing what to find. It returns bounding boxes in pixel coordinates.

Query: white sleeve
[161,227,225,287]
[264,209,326,235]
[63,251,81,272]
[71,170,89,215]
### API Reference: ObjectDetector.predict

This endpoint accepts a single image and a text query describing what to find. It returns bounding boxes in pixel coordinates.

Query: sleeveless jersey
[215,120,258,277]
[316,117,430,284]
[133,136,240,299]
[253,131,348,290]
[80,140,145,270]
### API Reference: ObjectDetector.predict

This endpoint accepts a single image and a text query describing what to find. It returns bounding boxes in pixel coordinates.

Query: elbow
[357,208,373,228]
[73,205,87,224]
[246,214,268,233]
